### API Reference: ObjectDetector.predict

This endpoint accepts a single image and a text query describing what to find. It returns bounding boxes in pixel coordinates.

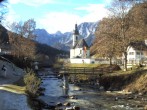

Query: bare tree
[92,1,147,71]
[8,19,36,39]
[0,0,7,23]
[23,19,36,39]
[8,31,36,60]
[91,18,118,65]
[112,1,147,71]
[7,19,37,61]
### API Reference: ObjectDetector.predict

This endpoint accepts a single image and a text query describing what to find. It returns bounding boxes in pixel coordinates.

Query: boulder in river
[56,102,62,107]
[69,95,78,99]
[65,107,74,110]
[64,102,71,107]
[73,106,80,110]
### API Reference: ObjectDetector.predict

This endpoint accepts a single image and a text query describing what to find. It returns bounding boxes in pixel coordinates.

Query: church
[70,24,95,64]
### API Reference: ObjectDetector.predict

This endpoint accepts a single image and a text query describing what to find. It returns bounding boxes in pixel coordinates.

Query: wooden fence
[59,67,113,75]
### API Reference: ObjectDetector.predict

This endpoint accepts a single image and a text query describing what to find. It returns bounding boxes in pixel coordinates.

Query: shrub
[24,68,41,97]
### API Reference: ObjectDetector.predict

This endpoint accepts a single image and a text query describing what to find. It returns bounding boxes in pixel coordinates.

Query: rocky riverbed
[32,68,147,110]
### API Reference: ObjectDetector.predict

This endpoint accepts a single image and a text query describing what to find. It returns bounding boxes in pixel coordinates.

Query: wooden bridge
[59,67,113,75]
[57,67,113,89]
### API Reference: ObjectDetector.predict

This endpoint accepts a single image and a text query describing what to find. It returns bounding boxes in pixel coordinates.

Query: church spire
[73,24,79,46]
[74,24,79,35]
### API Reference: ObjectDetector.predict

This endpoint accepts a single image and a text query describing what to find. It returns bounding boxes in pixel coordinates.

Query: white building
[70,24,95,64]
[127,41,147,65]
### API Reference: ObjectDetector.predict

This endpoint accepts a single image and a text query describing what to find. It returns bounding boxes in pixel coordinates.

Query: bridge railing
[59,67,113,75]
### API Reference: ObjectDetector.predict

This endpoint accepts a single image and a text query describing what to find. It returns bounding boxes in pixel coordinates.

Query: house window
[129,52,134,55]
[136,52,140,55]
[136,52,143,55]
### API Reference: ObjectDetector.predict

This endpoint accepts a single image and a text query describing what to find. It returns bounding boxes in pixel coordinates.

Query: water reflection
[41,75,64,97]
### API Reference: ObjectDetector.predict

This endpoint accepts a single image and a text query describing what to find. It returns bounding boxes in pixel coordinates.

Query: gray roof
[130,41,147,51]
[73,39,89,49]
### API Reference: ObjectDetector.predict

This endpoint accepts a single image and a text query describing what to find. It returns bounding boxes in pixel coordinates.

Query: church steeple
[73,24,79,46]
[74,24,79,35]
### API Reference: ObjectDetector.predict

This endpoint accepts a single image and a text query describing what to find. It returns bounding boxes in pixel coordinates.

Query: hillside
[0,24,68,67]
[0,25,9,45]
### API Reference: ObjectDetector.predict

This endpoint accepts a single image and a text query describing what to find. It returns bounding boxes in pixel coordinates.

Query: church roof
[73,39,89,49]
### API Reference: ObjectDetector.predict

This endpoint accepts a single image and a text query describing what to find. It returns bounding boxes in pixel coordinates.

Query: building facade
[127,41,147,65]
[70,24,94,64]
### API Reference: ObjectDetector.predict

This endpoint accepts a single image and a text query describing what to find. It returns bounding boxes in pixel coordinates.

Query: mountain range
[34,22,98,51]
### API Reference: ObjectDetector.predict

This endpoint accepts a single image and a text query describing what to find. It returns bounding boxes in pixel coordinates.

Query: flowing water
[38,68,146,110]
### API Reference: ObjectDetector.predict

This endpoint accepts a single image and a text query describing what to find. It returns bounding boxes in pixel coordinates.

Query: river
[37,68,146,110]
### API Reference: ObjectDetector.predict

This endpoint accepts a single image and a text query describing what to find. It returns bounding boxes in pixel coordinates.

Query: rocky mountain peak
[34,21,98,51]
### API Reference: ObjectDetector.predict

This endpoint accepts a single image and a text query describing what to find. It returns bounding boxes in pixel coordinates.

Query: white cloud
[8,0,54,6]
[8,0,20,4]
[75,4,109,22]
[37,4,109,33]
[37,12,81,33]
[6,1,109,34]
[2,5,20,27]
[104,0,113,4]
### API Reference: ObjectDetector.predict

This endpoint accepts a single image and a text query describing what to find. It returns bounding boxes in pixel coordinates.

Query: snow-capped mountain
[34,22,98,51]
[78,22,98,46]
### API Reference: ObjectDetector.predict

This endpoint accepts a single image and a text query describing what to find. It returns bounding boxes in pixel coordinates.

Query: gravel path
[0,90,32,110]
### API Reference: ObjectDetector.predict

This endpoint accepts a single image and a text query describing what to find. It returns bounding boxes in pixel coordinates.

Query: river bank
[0,60,32,110]
[29,68,147,110]
[100,68,147,94]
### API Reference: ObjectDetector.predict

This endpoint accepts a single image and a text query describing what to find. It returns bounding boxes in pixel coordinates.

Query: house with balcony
[127,41,147,65]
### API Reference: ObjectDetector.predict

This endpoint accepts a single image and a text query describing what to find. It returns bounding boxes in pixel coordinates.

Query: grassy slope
[65,63,147,94]
[98,68,147,94]
[123,69,147,93]
[65,63,99,68]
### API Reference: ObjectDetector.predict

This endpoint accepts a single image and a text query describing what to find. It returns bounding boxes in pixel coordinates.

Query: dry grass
[0,84,26,94]
[65,63,101,68]
[124,71,147,93]
[101,68,147,93]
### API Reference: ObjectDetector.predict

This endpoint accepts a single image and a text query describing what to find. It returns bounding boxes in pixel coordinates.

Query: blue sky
[4,0,111,33]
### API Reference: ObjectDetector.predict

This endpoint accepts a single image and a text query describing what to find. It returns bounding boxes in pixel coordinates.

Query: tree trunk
[123,52,127,71]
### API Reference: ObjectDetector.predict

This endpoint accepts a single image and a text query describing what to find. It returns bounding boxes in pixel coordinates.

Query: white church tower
[70,24,94,64]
